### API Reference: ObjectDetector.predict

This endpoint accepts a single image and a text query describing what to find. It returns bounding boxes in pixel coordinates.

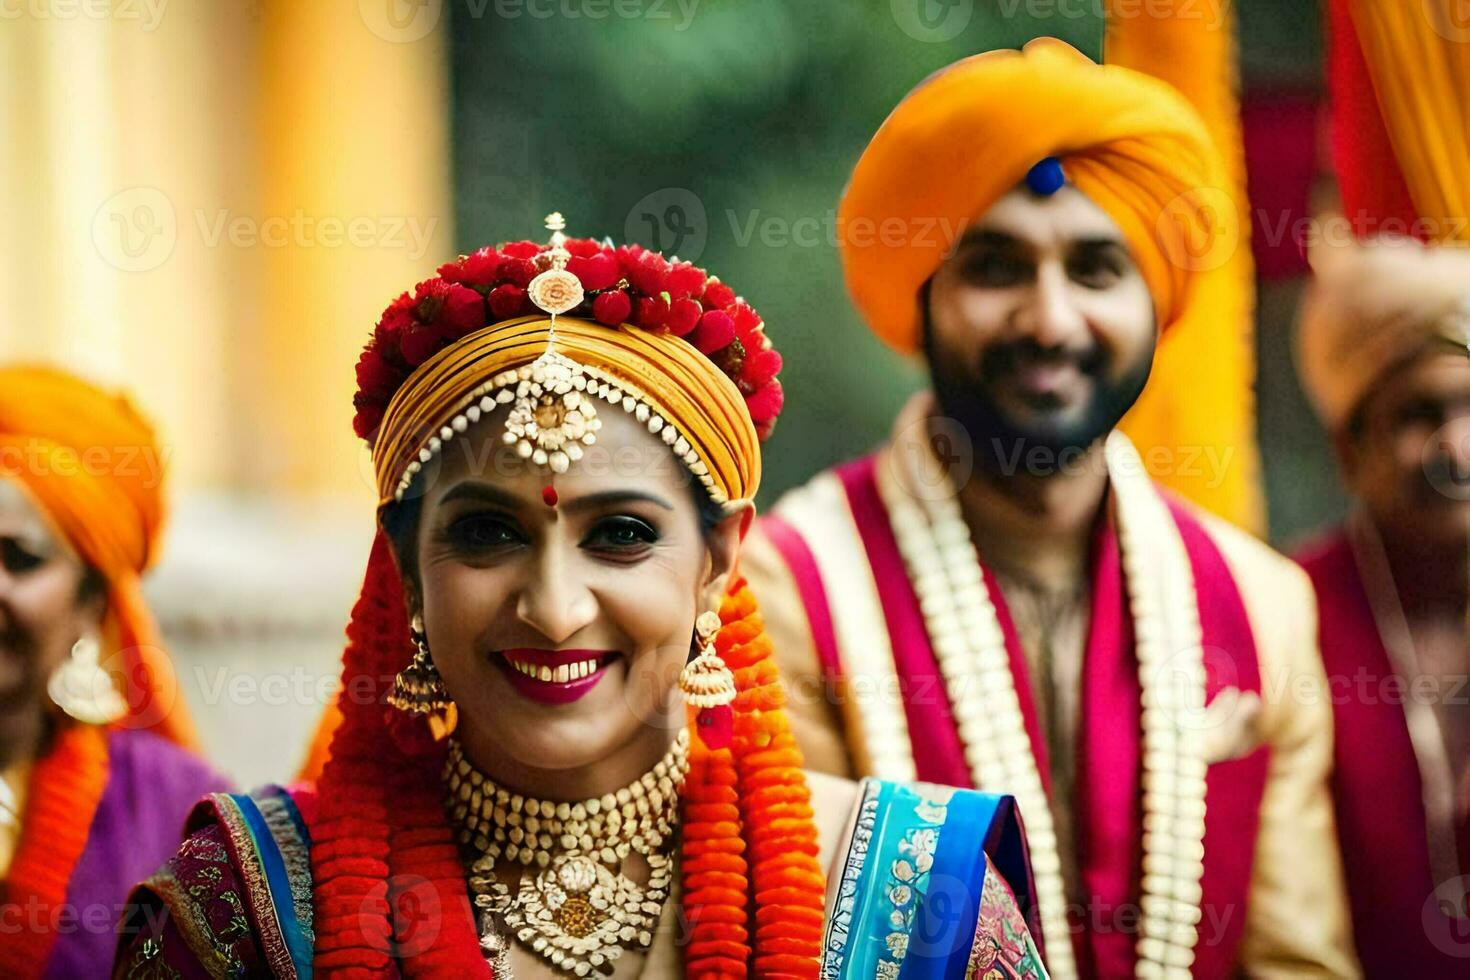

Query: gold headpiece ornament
[368,212,775,509]
[502,213,601,477]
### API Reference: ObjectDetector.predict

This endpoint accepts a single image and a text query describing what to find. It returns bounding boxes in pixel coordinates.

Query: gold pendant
[502,851,662,977]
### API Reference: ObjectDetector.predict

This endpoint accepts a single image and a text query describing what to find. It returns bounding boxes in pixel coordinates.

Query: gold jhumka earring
[389,612,457,739]
[679,609,737,748]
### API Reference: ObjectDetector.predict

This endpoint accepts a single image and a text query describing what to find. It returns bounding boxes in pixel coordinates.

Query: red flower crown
[353,238,785,442]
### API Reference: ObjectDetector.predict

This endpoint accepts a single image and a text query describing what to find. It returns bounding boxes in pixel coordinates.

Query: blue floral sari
[822,779,1047,979]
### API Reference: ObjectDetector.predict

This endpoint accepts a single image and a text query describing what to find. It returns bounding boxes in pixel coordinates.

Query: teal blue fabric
[820,779,1028,979]
[898,787,998,978]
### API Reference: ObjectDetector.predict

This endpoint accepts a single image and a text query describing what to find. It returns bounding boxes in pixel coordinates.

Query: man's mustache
[979,339,1107,383]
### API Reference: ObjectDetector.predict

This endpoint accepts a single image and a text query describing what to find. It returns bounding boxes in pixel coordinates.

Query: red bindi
[541,485,559,507]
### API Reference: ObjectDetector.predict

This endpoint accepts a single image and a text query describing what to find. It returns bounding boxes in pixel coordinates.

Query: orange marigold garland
[0,723,110,978]
[682,577,826,978]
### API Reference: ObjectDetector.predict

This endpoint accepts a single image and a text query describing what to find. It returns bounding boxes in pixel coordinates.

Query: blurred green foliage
[450,0,1334,543]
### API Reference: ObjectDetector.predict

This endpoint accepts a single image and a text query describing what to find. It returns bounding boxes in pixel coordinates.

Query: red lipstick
[497,648,617,706]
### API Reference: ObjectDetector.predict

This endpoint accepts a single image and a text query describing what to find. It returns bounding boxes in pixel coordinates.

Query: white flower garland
[877,430,1207,979]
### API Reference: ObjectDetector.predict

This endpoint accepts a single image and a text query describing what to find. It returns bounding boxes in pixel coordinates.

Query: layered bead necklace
[443,729,690,978]
[878,429,1208,979]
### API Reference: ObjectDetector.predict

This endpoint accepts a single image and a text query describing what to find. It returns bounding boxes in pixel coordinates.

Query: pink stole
[764,454,1268,976]
[1296,527,1470,977]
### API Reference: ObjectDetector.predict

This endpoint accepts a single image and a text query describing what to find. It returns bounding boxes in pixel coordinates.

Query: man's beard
[924,328,1154,476]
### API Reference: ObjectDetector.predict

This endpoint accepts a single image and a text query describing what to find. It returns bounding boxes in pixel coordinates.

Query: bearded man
[741,39,1359,978]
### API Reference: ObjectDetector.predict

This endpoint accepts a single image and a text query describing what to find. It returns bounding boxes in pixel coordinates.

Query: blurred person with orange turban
[740,39,1358,978]
[0,366,227,977]
[1288,4,1470,973]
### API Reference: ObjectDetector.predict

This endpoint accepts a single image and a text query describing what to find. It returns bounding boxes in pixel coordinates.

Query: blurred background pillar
[251,0,454,498]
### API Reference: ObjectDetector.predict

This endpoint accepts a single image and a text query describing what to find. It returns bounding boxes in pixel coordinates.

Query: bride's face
[395,405,744,774]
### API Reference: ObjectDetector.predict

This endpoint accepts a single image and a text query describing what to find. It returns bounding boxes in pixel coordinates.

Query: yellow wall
[0,0,453,500]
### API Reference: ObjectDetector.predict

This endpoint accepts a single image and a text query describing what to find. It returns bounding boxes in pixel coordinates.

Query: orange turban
[838,38,1238,354]
[0,366,195,747]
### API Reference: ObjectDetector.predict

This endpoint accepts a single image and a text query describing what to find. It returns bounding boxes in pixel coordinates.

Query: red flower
[496,257,535,288]
[400,325,442,367]
[355,347,398,401]
[500,240,541,259]
[438,247,500,287]
[375,292,416,345]
[614,243,647,276]
[702,279,735,309]
[593,289,632,326]
[410,279,482,338]
[667,297,702,337]
[746,380,784,423]
[729,300,760,336]
[667,262,707,301]
[568,252,619,292]
[690,310,735,354]
[488,283,527,320]
[565,237,602,258]
[739,348,782,389]
[636,295,669,331]
[352,400,385,438]
[439,285,486,338]
[631,251,671,297]
[351,236,785,444]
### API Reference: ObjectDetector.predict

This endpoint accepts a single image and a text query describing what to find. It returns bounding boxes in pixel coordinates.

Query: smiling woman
[385,406,738,787]
[115,217,1048,979]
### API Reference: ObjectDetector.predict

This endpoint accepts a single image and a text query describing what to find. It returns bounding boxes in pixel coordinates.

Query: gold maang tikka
[501,212,602,479]
[391,213,728,508]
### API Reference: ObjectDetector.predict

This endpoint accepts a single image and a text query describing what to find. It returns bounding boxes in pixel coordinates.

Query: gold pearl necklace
[879,430,1207,979]
[443,730,690,978]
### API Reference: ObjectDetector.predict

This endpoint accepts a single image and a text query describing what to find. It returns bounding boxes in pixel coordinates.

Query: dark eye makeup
[436,510,661,561]
[582,516,660,557]
[0,537,46,576]
[441,513,526,554]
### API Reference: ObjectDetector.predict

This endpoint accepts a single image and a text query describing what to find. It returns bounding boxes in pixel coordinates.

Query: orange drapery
[1106,0,1264,533]
[1345,0,1470,244]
